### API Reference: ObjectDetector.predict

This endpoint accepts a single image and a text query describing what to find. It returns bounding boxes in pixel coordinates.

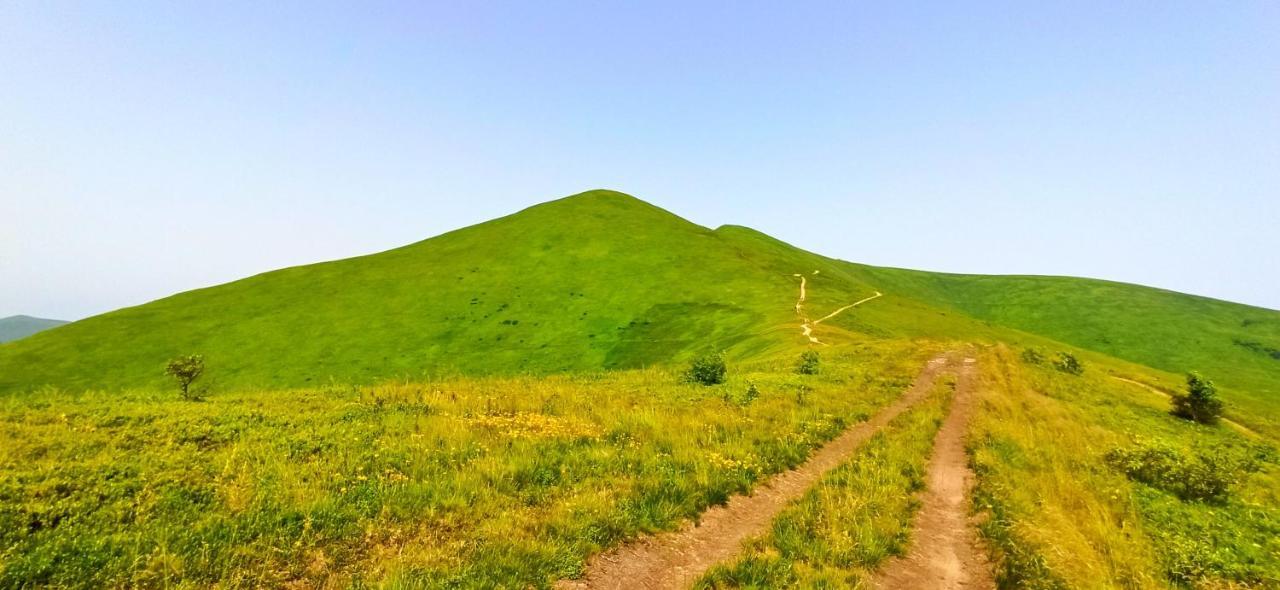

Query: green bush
[165,354,205,400]
[1171,372,1224,425]
[795,350,820,375]
[1020,348,1046,365]
[684,352,727,386]
[1053,352,1083,375]
[1105,440,1259,502]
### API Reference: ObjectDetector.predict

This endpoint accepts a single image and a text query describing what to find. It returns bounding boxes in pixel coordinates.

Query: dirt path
[557,354,958,590]
[793,273,882,345]
[872,356,994,590]
[1111,376,1260,439]
[813,291,883,325]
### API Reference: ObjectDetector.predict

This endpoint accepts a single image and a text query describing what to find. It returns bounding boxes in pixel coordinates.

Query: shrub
[1104,440,1259,502]
[741,382,761,406]
[1052,352,1083,375]
[796,350,820,375]
[684,352,727,386]
[1170,372,1224,425]
[165,354,205,400]
[1020,348,1046,365]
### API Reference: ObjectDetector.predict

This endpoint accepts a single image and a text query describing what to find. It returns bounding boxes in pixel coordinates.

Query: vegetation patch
[1104,438,1261,503]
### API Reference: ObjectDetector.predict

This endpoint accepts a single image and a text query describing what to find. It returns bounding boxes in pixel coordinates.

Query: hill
[1,190,1277,418]
[0,315,68,344]
[0,191,889,392]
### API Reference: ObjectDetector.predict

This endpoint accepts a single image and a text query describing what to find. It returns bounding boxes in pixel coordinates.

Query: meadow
[0,342,931,588]
[970,345,1279,589]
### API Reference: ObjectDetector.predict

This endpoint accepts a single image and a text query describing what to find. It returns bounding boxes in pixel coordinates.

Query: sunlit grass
[0,342,930,588]
[970,345,1279,589]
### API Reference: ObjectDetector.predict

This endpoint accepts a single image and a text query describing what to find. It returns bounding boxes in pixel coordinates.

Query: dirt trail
[1111,376,1260,439]
[792,273,882,345]
[872,357,994,590]
[813,291,883,325]
[557,354,958,590]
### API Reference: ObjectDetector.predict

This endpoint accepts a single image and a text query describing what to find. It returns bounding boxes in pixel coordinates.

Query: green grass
[695,377,952,588]
[0,343,928,588]
[970,345,1279,589]
[2,190,1278,588]
[5,190,1275,412]
[855,265,1280,434]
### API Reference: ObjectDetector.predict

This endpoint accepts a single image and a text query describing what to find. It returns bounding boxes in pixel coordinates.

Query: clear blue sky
[3,1,1278,320]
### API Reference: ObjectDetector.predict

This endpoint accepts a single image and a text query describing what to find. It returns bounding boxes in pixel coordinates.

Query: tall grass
[970,345,1279,589]
[0,343,929,588]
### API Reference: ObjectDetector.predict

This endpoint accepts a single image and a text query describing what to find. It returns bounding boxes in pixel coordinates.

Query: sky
[2,1,1278,320]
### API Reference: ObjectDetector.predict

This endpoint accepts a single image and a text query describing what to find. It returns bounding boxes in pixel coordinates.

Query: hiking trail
[872,356,994,590]
[556,354,958,590]
[792,272,881,345]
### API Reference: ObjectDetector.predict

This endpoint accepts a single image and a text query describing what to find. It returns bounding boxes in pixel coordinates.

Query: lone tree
[1171,372,1223,424]
[165,354,205,400]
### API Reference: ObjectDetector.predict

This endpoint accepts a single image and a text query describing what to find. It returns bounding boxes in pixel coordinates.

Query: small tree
[1053,352,1083,375]
[1171,372,1223,424]
[796,350,820,375]
[684,352,727,386]
[166,354,205,400]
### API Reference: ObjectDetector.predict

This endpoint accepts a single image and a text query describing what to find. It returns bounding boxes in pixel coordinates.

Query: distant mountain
[0,315,68,344]
[1,190,1276,426]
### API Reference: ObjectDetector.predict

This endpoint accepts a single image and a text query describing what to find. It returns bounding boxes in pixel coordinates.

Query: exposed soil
[556,354,958,590]
[872,356,994,590]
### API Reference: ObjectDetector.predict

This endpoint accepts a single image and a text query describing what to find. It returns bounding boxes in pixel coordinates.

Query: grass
[694,377,953,588]
[856,265,1280,435]
[2,190,1279,588]
[970,344,1279,589]
[0,342,928,588]
[5,190,1276,413]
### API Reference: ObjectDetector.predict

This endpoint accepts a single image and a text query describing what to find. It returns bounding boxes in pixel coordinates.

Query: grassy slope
[0,192,840,392]
[850,264,1280,428]
[0,316,68,344]
[2,189,1277,417]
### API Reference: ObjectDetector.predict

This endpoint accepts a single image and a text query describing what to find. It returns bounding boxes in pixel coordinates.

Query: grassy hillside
[849,265,1280,433]
[2,189,1276,412]
[0,191,864,392]
[0,316,67,344]
[2,190,1277,589]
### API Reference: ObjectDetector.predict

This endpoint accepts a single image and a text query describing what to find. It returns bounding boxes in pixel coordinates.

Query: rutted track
[556,354,959,590]
[872,356,994,590]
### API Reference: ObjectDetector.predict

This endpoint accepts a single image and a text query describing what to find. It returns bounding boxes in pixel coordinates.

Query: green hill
[0,315,68,344]
[2,190,1277,420]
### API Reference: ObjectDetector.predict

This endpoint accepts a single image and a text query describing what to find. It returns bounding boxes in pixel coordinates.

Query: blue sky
[2,1,1278,319]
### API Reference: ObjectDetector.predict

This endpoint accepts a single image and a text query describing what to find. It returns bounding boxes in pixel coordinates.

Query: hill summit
[2,189,1277,415]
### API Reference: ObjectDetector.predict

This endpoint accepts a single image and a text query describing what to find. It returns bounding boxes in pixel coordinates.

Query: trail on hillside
[1111,376,1260,439]
[557,354,958,590]
[872,356,994,590]
[813,291,883,325]
[793,273,882,345]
